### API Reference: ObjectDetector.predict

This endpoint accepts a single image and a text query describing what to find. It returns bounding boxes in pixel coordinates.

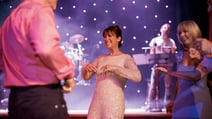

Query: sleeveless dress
[87,54,141,119]
[172,64,212,119]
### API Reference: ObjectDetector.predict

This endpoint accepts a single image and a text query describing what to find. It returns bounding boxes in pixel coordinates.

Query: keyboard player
[146,23,177,112]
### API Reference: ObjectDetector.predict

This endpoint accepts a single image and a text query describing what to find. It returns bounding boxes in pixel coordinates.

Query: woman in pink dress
[81,25,142,119]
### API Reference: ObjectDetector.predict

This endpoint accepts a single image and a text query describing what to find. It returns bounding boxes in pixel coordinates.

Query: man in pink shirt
[0,0,75,119]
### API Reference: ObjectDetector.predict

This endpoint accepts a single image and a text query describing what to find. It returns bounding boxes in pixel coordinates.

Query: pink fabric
[0,28,3,71]
[0,0,75,87]
[87,54,141,119]
[209,11,212,41]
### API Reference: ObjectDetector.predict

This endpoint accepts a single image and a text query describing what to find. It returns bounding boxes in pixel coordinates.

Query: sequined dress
[87,54,141,119]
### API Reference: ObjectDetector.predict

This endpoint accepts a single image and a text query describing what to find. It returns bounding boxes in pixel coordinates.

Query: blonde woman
[157,20,212,119]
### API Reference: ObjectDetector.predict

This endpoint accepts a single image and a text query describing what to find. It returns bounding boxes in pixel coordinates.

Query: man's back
[1,0,74,87]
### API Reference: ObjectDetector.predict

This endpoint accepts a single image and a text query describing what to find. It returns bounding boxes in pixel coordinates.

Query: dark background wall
[177,0,209,38]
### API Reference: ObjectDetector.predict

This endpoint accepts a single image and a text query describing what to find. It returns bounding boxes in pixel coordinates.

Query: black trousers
[8,83,70,119]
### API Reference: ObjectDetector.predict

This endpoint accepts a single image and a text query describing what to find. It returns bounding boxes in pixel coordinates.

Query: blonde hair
[177,20,202,42]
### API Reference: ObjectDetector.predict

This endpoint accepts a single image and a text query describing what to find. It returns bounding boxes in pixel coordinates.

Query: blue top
[172,59,212,119]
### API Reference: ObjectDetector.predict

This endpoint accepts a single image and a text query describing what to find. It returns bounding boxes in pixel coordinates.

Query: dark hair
[103,25,123,48]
